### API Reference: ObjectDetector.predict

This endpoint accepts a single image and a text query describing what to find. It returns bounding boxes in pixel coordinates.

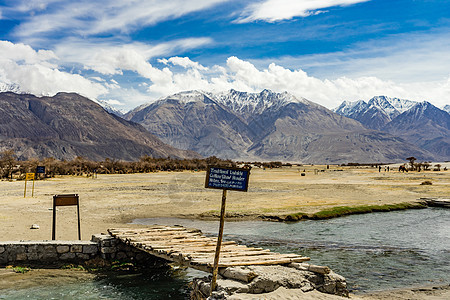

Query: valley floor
[0,164,448,241]
[1,165,449,299]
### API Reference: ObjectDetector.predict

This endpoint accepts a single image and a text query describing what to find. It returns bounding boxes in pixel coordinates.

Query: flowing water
[1,208,449,299]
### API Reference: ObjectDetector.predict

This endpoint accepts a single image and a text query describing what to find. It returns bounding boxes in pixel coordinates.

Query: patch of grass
[110,261,135,271]
[6,265,31,273]
[309,202,427,220]
[284,212,308,221]
[282,202,427,222]
[61,264,86,271]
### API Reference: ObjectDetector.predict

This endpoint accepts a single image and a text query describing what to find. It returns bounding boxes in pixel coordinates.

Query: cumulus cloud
[238,0,370,22]
[0,40,58,66]
[0,40,107,99]
[136,55,449,109]
[1,41,448,111]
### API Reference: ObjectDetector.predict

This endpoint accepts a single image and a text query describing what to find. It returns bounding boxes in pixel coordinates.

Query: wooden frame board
[205,166,250,192]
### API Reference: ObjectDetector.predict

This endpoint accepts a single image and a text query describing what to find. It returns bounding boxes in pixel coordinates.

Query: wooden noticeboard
[205,166,251,296]
[52,194,81,240]
[205,166,250,192]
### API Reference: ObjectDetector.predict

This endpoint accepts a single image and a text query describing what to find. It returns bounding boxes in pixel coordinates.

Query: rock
[191,264,349,299]
[56,245,70,254]
[220,267,258,283]
[289,262,331,274]
[217,278,249,294]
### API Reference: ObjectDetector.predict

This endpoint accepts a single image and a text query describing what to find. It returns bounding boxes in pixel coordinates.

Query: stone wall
[0,234,162,267]
[0,241,98,267]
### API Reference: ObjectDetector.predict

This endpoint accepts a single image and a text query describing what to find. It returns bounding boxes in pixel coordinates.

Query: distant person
[387,166,390,172]
[379,166,381,172]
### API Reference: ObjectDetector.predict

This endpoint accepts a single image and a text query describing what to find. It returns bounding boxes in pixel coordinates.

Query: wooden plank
[136,232,202,239]
[215,258,309,267]
[176,249,272,257]
[54,195,79,206]
[108,226,311,272]
[191,253,308,264]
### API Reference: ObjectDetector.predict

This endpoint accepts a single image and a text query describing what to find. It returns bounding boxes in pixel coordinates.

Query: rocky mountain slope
[0,92,199,161]
[335,97,450,160]
[383,101,450,159]
[334,96,416,130]
[126,90,434,163]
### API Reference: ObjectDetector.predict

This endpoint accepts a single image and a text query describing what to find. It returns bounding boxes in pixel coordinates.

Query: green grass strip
[285,202,427,221]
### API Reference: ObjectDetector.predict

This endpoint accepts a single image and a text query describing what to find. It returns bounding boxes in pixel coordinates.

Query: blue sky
[0,0,449,110]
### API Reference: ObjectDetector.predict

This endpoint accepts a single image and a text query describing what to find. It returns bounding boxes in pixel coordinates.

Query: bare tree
[0,149,17,179]
[406,156,417,171]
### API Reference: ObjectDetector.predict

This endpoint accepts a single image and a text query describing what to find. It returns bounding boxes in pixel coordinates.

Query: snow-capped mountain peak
[163,90,211,104]
[214,89,308,116]
[335,95,418,121]
[368,96,416,117]
[0,82,22,94]
[442,104,450,114]
[334,100,367,116]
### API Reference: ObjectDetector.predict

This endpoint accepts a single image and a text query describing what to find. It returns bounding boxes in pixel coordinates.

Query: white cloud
[133,55,449,109]
[11,0,230,39]
[51,37,212,75]
[13,0,62,13]
[294,31,450,84]
[238,0,370,22]
[0,40,58,66]
[103,99,123,106]
[0,40,107,100]
[159,57,208,71]
[1,41,448,111]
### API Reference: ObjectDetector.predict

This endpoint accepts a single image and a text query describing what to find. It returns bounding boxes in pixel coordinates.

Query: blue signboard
[36,166,46,174]
[205,166,250,192]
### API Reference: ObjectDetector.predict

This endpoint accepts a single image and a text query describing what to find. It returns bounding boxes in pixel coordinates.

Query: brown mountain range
[125,90,435,163]
[0,92,199,161]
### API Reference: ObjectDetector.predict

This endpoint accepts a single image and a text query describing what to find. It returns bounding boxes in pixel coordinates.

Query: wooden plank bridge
[108,226,310,273]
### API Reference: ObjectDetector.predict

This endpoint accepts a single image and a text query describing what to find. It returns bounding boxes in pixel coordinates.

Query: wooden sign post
[24,173,35,197]
[52,194,81,240]
[205,166,251,296]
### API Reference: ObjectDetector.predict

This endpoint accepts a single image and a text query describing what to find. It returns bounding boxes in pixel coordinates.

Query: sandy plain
[1,164,449,299]
[0,164,449,241]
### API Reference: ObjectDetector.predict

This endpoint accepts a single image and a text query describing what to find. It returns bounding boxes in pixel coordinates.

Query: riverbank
[357,284,450,300]
[1,267,449,299]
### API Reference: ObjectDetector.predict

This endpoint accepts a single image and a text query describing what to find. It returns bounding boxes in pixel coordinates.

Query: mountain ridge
[125,90,436,163]
[0,92,200,161]
[334,97,450,160]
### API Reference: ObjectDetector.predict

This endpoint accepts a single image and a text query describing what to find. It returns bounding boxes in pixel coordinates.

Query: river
[1,208,449,299]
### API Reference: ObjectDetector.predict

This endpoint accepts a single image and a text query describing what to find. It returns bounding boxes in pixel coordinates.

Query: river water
[1,208,449,299]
